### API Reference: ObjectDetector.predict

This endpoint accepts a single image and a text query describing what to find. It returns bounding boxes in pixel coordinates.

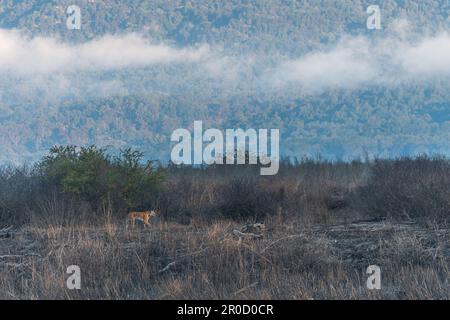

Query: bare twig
[1,262,29,268]
[0,253,42,260]
[0,226,14,238]
[0,226,13,233]
[260,234,305,253]
[233,282,259,296]
[158,261,176,273]
[233,229,263,239]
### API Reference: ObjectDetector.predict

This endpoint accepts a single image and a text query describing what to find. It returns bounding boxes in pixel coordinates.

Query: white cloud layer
[273,32,450,92]
[0,26,450,93]
[398,33,450,77]
[272,36,378,91]
[0,30,210,74]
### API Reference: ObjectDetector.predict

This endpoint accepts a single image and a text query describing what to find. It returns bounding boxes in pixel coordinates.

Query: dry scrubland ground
[0,158,449,299]
[0,218,448,299]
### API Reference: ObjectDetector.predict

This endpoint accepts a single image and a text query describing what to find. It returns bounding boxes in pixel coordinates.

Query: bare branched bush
[356,156,450,223]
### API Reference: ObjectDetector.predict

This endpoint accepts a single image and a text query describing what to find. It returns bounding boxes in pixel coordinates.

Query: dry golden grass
[0,158,449,299]
[0,216,448,299]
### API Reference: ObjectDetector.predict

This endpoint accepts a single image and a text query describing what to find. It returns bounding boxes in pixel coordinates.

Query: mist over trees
[0,0,449,163]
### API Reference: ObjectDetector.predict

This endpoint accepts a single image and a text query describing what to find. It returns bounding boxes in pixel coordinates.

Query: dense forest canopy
[0,0,449,163]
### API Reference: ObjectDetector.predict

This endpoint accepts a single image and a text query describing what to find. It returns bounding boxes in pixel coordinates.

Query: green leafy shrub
[37,145,164,213]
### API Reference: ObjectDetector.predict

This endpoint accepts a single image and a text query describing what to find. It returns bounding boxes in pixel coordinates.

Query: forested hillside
[0,0,449,163]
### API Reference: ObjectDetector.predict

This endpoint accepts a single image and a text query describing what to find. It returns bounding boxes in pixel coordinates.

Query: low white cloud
[272,36,378,91]
[398,33,450,77]
[0,30,210,74]
[271,31,450,92]
[0,26,450,95]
